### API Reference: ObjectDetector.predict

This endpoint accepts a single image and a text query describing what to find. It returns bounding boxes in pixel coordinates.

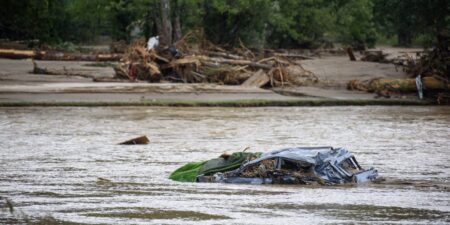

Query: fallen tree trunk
[349,76,450,92]
[200,56,273,70]
[31,60,95,78]
[0,49,36,59]
[93,77,136,82]
[346,47,356,61]
[241,69,269,87]
[272,53,314,60]
[370,77,450,92]
[0,49,123,61]
[361,50,387,62]
[36,52,122,61]
[203,50,244,60]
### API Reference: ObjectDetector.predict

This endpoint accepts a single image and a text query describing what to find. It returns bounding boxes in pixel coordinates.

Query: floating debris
[118,135,150,145]
[170,146,378,185]
[0,196,14,214]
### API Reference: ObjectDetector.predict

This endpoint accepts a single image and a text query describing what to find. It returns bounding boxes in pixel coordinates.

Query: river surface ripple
[0,106,449,224]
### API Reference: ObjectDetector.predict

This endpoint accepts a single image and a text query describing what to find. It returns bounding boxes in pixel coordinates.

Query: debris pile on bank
[108,33,317,88]
[348,31,450,103]
[360,50,427,68]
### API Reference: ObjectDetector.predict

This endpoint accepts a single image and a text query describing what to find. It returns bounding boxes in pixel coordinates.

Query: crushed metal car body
[169,146,378,185]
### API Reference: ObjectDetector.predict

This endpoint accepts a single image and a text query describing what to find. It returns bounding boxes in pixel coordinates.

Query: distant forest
[0,0,448,49]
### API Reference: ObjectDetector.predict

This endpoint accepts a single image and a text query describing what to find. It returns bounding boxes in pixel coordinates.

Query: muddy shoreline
[0,49,434,107]
[0,98,430,107]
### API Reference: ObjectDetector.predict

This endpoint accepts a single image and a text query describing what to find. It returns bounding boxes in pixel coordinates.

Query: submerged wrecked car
[169,147,378,185]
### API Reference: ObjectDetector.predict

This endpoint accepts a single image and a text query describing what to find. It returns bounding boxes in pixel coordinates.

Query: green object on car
[169,152,260,182]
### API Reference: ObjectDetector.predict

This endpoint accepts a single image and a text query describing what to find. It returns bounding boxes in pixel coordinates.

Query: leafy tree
[106,0,140,42]
[333,0,377,49]
[373,0,449,46]
[0,0,53,42]
[202,0,272,48]
[0,0,447,49]
[267,0,334,48]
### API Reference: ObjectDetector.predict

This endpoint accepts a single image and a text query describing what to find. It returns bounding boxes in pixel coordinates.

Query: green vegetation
[0,0,447,48]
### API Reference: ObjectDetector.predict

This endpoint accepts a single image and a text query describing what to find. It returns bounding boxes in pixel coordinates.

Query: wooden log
[346,47,356,61]
[31,60,95,78]
[369,77,450,92]
[0,49,36,59]
[96,53,123,61]
[0,49,123,62]
[204,50,244,60]
[241,69,270,87]
[93,77,136,82]
[201,57,273,70]
[170,56,201,67]
[39,52,122,61]
[119,135,150,145]
[247,62,273,70]
[272,53,314,60]
[238,38,256,59]
[361,50,386,62]
[189,71,206,79]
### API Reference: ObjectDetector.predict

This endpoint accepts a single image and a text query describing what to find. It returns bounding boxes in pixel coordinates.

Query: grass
[0,98,432,107]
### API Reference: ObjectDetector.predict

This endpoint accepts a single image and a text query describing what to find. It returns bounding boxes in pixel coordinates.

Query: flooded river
[0,106,449,224]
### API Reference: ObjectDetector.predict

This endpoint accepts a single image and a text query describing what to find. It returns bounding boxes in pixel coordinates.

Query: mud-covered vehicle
[170,147,378,185]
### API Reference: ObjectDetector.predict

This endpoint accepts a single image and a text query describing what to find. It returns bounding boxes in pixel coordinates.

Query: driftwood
[348,76,450,92]
[370,77,450,92]
[201,57,273,70]
[203,50,244,60]
[361,50,386,62]
[0,48,123,61]
[0,49,36,59]
[238,38,256,59]
[241,69,270,87]
[36,52,122,61]
[93,77,136,83]
[272,53,314,60]
[31,60,95,78]
[346,47,356,61]
[119,135,150,145]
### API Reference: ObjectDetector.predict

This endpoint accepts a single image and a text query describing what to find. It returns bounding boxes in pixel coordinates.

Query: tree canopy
[0,0,448,48]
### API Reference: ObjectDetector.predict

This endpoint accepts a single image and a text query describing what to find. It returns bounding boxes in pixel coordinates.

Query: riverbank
[0,99,430,107]
[0,83,428,107]
[0,53,431,107]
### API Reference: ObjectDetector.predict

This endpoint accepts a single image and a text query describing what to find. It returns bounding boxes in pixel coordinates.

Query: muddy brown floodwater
[0,106,449,224]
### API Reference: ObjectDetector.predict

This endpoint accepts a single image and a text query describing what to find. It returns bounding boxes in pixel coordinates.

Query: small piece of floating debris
[118,135,149,145]
[169,146,378,185]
